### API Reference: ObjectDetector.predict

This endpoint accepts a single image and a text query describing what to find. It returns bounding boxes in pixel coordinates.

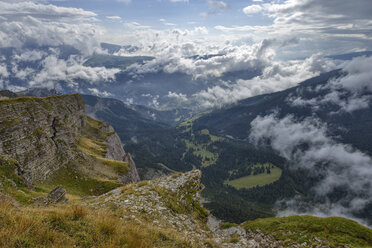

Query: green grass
[183,129,223,167]
[40,165,121,197]
[185,139,218,167]
[225,166,282,189]
[0,155,47,204]
[152,185,209,223]
[179,112,210,133]
[243,215,372,248]
[100,158,129,175]
[0,94,80,106]
[78,136,107,157]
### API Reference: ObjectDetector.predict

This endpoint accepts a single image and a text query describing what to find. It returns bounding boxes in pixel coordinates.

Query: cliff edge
[0,94,139,202]
[0,94,86,185]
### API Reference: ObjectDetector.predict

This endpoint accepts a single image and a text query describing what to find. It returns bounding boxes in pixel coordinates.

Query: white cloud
[167,91,188,101]
[207,0,229,9]
[201,0,229,17]
[0,64,9,79]
[106,16,122,21]
[250,113,372,224]
[0,1,103,55]
[123,21,151,30]
[160,18,176,26]
[243,5,262,15]
[263,0,372,39]
[0,1,97,21]
[88,88,112,97]
[288,56,372,113]
[29,55,120,88]
[192,48,336,108]
[13,50,47,62]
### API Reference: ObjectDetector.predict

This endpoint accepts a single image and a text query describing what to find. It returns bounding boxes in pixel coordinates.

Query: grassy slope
[0,115,130,203]
[243,215,372,248]
[184,129,223,167]
[40,117,129,198]
[225,166,282,189]
[0,199,199,248]
[0,156,48,204]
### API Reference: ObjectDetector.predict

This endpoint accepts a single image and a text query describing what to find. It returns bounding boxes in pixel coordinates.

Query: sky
[57,0,372,57]
[0,0,371,102]
[1,0,369,58]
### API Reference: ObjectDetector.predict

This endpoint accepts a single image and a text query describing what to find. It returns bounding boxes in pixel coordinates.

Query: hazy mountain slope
[83,54,154,69]
[193,69,372,154]
[82,94,299,223]
[193,67,372,224]
[82,94,193,176]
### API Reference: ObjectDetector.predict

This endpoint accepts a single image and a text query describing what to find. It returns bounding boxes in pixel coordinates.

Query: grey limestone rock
[102,123,126,161]
[118,153,140,184]
[0,94,86,186]
[33,186,67,205]
[100,122,140,184]
[48,186,67,203]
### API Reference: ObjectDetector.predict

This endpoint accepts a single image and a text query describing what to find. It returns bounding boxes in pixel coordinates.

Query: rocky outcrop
[101,123,126,161]
[85,170,261,247]
[0,94,86,186]
[86,170,313,247]
[87,170,209,245]
[0,93,140,188]
[137,163,177,180]
[100,122,140,184]
[33,186,67,205]
[118,153,140,183]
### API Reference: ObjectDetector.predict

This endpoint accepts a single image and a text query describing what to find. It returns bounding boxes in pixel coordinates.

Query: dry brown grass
[0,198,200,248]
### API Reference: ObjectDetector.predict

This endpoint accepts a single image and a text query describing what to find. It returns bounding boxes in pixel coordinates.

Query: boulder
[48,186,66,203]
[33,186,67,205]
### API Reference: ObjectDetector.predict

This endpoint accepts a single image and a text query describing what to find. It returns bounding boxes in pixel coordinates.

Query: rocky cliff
[0,94,139,189]
[0,95,86,186]
[100,122,140,183]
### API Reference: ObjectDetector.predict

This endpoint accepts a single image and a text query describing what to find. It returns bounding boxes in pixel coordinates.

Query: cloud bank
[250,114,372,224]
[288,56,372,113]
[194,53,336,108]
[0,1,103,55]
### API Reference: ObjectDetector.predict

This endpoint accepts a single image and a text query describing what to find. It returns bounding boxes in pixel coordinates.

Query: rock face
[0,93,140,187]
[0,95,86,186]
[100,122,140,184]
[101,123,126,161]
[119,153,140,183]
